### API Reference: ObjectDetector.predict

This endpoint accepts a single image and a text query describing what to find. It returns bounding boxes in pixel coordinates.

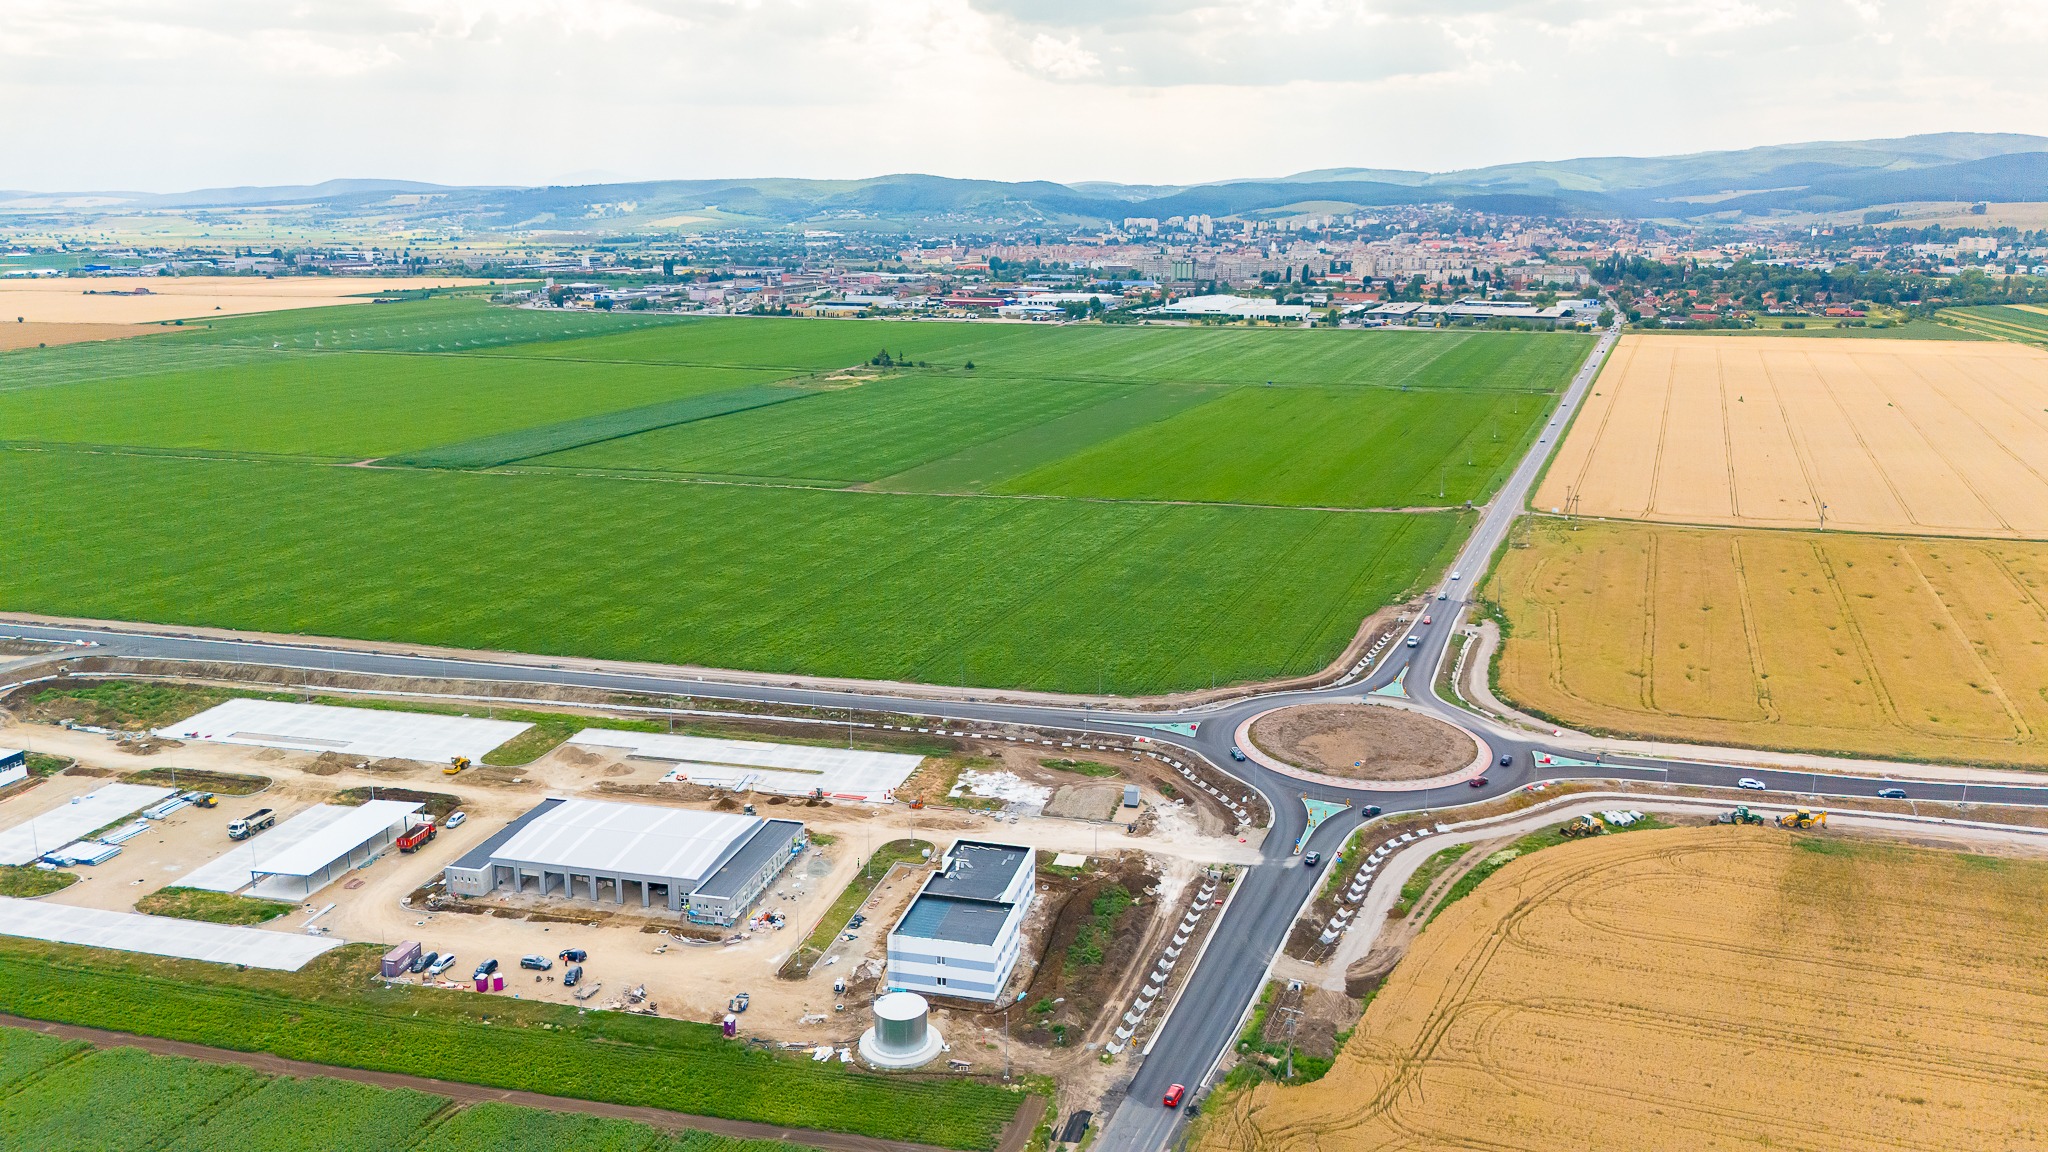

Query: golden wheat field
[0,276,491,325]
[1533,334,2048,539]
[1201,827,2048,1152]
[1489,518,2048,767]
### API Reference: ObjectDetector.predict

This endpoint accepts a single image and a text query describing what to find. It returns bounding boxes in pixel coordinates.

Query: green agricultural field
[0,1047,261,1152]
[158,1075,447,1152]
[1940,304,2048,345]
[0,941,1019,1150]
[0,1027,85,1091]
[0,297,1586,692]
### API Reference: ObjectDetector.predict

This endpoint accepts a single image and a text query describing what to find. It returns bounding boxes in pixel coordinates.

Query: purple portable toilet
[475,975,488,992]
[492,974,505,992]
[722,1014,738,1038]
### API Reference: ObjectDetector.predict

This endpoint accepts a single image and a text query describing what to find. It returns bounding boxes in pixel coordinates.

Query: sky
[3,0,2047,191]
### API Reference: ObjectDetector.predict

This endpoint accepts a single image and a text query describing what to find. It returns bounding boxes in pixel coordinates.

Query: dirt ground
[1202,826,2048,1152]
[0,707,1258,1073]
[1248,705,1475,781]
[1489,516,2048,771]
[0,276,493,325]
[1534,334,2048,538]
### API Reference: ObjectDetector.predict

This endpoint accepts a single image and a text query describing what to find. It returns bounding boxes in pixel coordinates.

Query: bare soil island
[1201,827,2048,1152]
[1247,704,1474,781]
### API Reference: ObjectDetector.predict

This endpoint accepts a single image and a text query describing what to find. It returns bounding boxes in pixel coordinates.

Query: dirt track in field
[0,277,493,325]
[1534,334,2048,539]
[1489,517,2048,770]
[1247,704,1474,781]
[1199,827,2048,1152]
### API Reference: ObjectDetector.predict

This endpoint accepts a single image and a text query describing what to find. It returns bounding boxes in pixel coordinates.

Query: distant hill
[6,133,2046,230]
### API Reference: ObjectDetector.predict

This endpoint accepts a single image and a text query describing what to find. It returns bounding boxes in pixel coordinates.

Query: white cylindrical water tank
[861,991,945,1069]
[873,991,929,1054]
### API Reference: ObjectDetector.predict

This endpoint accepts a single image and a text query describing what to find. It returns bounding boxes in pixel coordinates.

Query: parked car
[519,955,553,971]
[427,953,456,976]
[474,958,499,978]
[1737,778,1766,791]
[1498,753,1515,767]
[563,964,584,988]
[1468,776,1489,788]
[446,811,467,828]
[409,950,437,975]
[1230,747,1247,762]
[1877,787,1908,799]
[558,948,587,963]
[1163,1084,1187,1108]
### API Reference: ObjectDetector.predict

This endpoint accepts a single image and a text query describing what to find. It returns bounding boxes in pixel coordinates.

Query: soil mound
[1248,704,1473,781]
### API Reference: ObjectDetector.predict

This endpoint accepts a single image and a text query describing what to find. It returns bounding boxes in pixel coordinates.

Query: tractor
[1716,806,1765,826]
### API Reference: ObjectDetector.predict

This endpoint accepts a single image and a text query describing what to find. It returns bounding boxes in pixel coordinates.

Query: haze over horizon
[4,0,2045,192]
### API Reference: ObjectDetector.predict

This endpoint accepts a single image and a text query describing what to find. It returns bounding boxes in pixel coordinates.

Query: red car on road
[1164,1084,1187,1108]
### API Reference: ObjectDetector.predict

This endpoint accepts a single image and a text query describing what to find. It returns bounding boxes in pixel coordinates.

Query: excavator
[1716,805,1765,826]
[1778,808,1828,829]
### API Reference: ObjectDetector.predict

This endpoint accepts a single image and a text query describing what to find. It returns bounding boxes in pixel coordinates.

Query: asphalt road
[13,319,2048,1151]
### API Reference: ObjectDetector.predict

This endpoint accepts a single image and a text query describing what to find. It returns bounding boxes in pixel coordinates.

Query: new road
[11,321,2048,1152]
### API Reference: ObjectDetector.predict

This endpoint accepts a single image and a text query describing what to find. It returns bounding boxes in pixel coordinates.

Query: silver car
[1737,777,1766,790]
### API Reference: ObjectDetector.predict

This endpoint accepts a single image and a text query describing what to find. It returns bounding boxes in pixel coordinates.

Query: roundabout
[1234,701,1491,791]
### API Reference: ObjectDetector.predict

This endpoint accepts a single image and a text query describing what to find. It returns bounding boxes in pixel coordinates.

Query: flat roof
[569,731,921,801]
[247,800,422,880]
[896,894,1010,946]
[450,797,566,873]
[924,841,1032,902]
[0,748,23,760]
[490,798,760,885]
[0,783,176,866]
[694,819,804,901]
[0,896,341,971]
[175,804,352,893]
[158,698,530,763]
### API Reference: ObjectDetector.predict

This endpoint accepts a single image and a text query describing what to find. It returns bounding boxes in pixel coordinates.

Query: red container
[492,974,505,992]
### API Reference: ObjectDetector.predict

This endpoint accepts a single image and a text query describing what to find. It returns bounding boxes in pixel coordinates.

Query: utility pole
[1276,1002,1303,1081]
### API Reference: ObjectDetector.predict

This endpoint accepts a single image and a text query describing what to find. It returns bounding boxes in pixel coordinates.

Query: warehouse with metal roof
[442,797,804,925]
[887,840,1036,1002]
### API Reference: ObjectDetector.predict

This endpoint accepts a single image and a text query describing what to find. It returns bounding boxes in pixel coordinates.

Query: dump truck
[397,818,438,853]
[1716,806,1765,826]
[227,809,275,841]
[1778,808,1827,830]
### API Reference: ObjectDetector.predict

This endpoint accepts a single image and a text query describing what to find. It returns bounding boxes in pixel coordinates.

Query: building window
[935,977,947,987]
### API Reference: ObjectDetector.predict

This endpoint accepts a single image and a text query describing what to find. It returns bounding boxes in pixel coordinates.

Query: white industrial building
[227,800,423,898]
[443,797,805,926]
[887,840,1035,1002]
[0,748,25,790]
[1138,294,1313,322]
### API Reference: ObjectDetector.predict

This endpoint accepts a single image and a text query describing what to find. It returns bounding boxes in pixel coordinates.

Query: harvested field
[1534,334,2048,538]
[1201,827,2048,1152]
[0,277,491,325]
[1490,517,2048,768]
[0,321,152,351]
[1247,704,1474,781]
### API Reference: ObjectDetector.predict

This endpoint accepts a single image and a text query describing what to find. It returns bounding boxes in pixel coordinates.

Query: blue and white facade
[886,840,1035,1003]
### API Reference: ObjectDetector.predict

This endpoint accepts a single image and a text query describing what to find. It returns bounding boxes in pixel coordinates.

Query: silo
[859,991,946,1069]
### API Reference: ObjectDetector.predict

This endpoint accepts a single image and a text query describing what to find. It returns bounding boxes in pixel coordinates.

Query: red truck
[397,819,438,853]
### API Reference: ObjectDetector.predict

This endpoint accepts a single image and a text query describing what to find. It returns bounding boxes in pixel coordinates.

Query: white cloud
[0,0,2041,190]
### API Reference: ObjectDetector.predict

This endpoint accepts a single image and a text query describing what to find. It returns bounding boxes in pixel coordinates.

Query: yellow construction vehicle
[445,756,471,775]
[1559,814,1605,838]
[1778,808,1827,829]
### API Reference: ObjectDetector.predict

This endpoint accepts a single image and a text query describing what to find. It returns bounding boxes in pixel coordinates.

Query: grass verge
[133,886,293,925]
[779,839,932,980]
[0,865,78,898]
